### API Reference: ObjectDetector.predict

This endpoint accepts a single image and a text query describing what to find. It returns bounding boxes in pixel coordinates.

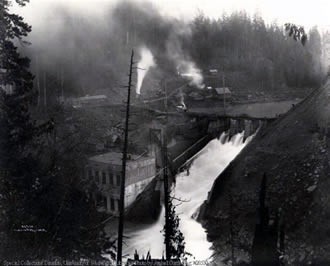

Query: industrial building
[86,152,156,216]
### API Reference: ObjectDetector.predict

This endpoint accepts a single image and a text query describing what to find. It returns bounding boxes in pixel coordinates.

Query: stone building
[86,152,156,216]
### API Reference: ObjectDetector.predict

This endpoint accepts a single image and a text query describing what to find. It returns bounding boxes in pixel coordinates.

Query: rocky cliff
[199,80,330,265]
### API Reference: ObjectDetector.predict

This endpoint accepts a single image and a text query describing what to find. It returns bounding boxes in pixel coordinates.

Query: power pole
[36,56,40,107]
[117,50,134,265]
[222,66,226,115]
[61,68,64,100]
[229,186,235,266]
[163,80,171,260]
[43,71,47,108]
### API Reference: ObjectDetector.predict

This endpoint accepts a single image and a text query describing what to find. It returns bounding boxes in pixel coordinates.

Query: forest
[22,1,324,106]
[0,0,326,263]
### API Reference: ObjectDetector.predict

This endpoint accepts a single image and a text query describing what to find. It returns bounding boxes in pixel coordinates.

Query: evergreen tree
[0,0,44,257]
[0,1,114,261]
[163,197,189,260]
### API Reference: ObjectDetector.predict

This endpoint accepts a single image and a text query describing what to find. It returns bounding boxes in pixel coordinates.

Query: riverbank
[122,133,249,260]
[104,131,215,246]
[199,81,330,265]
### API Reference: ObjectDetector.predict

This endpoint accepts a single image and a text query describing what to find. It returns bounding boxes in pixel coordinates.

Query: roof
[215,87,231,94]
[89,152,153,165]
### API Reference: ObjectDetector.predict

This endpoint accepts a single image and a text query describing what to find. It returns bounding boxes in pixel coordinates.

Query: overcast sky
[12,0,330,31]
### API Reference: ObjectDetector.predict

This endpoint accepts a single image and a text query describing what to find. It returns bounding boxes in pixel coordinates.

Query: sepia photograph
[1,0,330,265]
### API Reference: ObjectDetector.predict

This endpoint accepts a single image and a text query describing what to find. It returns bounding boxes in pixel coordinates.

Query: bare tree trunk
[36,57,40,107]
[163,80,171,260]
[43,71,47,108]
[61,69,64,99]
[117,50,134,265]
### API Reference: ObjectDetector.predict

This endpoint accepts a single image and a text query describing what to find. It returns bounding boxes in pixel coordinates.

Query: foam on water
[123,131,251,261]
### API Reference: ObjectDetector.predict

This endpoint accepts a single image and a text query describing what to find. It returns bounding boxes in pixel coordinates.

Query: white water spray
[136,47,156,95]
[123,132,251,262]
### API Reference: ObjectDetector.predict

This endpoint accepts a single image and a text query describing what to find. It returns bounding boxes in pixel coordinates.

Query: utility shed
[86,152,156,216]
[215,87,231,95]
[214,87,232,100]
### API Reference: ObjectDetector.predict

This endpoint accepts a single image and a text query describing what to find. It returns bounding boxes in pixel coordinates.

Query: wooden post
[61,69,64,100]
[229,186,235,266]
[36,57,40,107]
[223,67,226,115]
[117,50,134,265]
[43,71,47,107]
[163,80,171,260]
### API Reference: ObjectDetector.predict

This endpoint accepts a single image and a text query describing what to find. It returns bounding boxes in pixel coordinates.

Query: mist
[12,0,323,107]
[136,47,156,95]
[17,0,201,103]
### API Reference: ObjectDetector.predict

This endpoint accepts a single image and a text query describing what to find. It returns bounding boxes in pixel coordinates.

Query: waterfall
[123,132,251,262]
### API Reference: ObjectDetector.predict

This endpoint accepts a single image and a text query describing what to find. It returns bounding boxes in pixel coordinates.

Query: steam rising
[178,61,205,89]
[136,47,156,95]
[179,90,187,110]
[17,0,204,100]
[166,33,205,89]
[124,132,249,260]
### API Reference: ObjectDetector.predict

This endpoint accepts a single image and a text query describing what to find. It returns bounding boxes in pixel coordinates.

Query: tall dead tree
[163,80,171,259]
[61,68,64,100]
[35,56,41,107]
[229,185,235,266]
[43,71,47,107]
[117,50,134,265]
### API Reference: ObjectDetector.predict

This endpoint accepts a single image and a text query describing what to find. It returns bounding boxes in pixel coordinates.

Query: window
[103,196,107,209]
[102,172,107,185]
[110,198,115,211]
[95,170,99,183]
[88,169,93,178]
[96,193,102,206]
[109,172,114,185]
[116,174,121,186]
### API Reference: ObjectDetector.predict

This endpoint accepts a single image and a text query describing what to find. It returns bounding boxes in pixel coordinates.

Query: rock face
[199,80,330,265]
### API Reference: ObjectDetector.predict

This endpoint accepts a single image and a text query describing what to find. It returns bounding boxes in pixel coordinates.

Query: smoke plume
[179,91,187,110]
[17,0,203,101]
[136,47,156,95]
[177,61,205,89]
[166,32,205,89]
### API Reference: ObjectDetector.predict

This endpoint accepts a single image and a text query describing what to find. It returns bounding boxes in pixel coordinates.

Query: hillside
[199,79,330,265]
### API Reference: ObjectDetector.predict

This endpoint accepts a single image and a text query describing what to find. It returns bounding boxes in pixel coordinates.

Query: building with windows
[86,152,156,216]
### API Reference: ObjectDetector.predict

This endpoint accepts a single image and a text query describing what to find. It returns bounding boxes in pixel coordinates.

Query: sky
[11,0,330,31]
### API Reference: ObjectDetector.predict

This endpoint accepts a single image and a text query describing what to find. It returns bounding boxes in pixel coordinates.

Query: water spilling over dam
[123,131,252,261]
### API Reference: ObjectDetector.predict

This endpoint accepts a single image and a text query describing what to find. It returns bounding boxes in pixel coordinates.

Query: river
[123,131,252,263]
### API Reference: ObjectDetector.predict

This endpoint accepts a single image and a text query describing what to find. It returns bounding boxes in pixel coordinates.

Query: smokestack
[179,91,187,111]
[136,47,156,95]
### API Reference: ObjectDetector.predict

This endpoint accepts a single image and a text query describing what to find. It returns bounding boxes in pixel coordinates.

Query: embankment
[198,81,330,265]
